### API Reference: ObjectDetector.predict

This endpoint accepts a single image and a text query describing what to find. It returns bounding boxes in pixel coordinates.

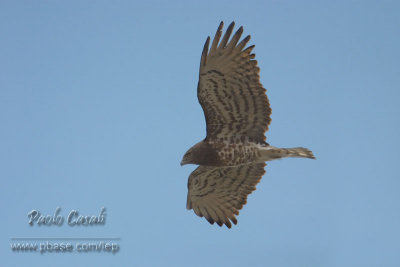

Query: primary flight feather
[181,21,315,228]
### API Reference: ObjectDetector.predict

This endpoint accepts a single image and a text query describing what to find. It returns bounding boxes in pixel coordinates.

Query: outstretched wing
[198,22,271,143]
[186,163,266,228]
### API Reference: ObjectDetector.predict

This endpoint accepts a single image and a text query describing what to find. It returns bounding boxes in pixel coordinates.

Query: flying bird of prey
[181,21,315,228]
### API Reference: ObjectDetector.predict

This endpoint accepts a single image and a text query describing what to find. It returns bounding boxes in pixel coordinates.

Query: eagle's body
[181,22,315,228]
[184,138,314,167]
[183,138,263,167]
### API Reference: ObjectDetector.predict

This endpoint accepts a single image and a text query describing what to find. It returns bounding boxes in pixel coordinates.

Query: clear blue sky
[1,1,399,266]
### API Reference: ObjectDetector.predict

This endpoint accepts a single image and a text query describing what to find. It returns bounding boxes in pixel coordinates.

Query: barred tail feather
[259,146,316,161]
[284,147,315,159]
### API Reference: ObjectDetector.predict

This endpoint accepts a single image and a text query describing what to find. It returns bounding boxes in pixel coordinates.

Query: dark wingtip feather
[210,22,224,54]
[219,22,235,48]
[200,36,210,67]
[226,26,244,51]
[243,44,255,54]
[232,217,238,225]
[234,26,243,42]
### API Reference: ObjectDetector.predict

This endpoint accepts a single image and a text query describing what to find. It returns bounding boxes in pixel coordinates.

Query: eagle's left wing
[186,163,266,228]
[197,22,271,144]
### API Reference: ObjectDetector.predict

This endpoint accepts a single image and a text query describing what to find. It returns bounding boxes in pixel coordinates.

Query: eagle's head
[181,141,219,166]
[180,145,197,166]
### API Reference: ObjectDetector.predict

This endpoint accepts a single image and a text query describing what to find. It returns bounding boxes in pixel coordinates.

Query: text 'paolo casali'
[27,207,106,226]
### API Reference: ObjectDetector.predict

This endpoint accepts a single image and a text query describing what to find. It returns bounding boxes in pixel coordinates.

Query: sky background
[1,1,400,266]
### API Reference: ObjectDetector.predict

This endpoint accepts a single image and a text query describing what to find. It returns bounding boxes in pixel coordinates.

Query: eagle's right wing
[186,162,266,228]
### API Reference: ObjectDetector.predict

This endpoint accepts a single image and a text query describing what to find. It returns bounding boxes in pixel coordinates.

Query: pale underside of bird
[181,21,315,229]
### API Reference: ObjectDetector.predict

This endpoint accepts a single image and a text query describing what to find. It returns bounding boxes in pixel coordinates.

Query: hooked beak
[180,157,188,166]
